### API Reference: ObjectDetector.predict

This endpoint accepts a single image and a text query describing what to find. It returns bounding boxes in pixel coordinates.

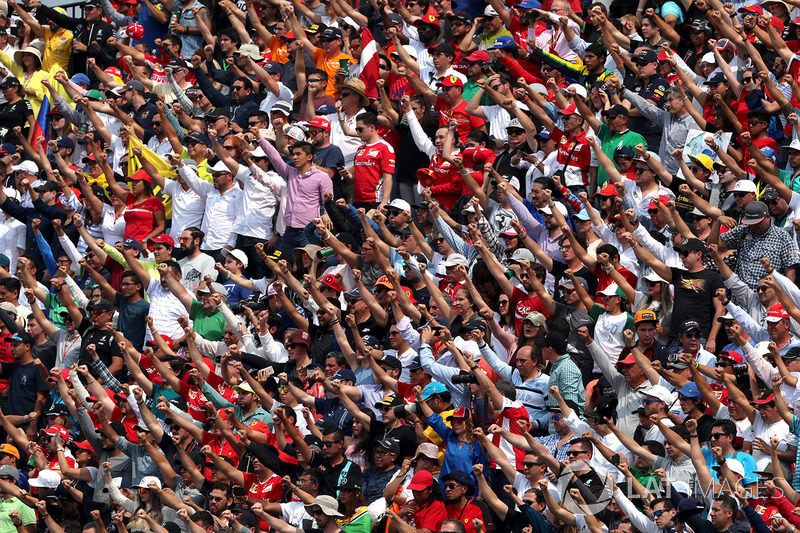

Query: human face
[566,446,590,463]
[652,504,674,529]
[120,278,141,298]
[767,318,790,341]
[748,118,767,135]
[634,322,656,345]
[291,147,312,169]
[374,446,397,468]
[515,348,535,378]
[636,59,657,79]
[678,249,702,270]
[710,501,732,529]
[640,19,655,38]
[85,4,103,21]
[152,243,171,262]
[211,171,231,190]
[454,289,472,316]
[322,434,343,458]
[680,329,701,352]
[443,480,468,503]
[209,489,230,515]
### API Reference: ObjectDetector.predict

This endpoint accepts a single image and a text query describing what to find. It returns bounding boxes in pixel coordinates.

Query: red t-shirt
[111,407,139,444]
[591,264,637,304]
[201,432,239,465]
[551,127,590,187]
[123,195,165,241]
[445,500,488,533]
[353,140,396,204]
[435,96,485,143]
[740,135,779,175]
[511,286,550,335]
[491,398,530,467]
[0,331,13,393]
[420,154,462,210]
[243,473,284,530]
[407,500,447,531]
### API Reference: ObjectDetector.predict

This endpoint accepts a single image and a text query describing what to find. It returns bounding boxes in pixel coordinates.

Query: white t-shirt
[178,253,217,293]
[593,311,630,368]
[146,277,190,339]
[747,415,798,470]
[164,179,205,243]
[101,204,126,245]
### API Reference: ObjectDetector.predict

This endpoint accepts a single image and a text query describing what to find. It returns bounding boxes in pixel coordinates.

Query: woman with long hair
[104,149,166,242]
[414,361,487,488]
[345,408,378,468]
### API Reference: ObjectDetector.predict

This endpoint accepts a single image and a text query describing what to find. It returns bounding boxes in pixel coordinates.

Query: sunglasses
[340,91,353,98]
[566,450,587,457]
[742,76,754,83]
[322,441,340,447]
[710,433,728,439]
[652,510,666,518]
[443,483,462,490]
[552,414,561,421]
[522,461,539,468]
[683,332,701,339]
[715,360,731,367]
[757,285,770,292]
[733,192,751,198]
[355,127,365,133]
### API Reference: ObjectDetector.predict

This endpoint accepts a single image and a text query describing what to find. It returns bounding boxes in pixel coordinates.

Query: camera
[481,60,503,75]
[732,363,749,376]
[452,371,478,384]
[393,403,420,418]
[231,291,269,313]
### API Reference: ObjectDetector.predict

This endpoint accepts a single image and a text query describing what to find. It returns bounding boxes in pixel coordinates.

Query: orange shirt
[312,47,356,97]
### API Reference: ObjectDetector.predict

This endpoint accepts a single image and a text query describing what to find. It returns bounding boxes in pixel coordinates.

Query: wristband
[689,434,698,438]
[39,516,49,521]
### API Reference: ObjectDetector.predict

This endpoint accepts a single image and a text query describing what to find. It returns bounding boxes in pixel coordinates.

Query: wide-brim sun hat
[334,78,370,107]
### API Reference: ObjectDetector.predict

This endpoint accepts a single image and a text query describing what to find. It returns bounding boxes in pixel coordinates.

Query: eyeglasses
[355,127,366,133]
[223,145,237,150]
[152,122,162,126]
[90,310,107,316]
[178,236,190,242]
[689,165,703,172]
[652,510,666,518]
[561,288,574,294]
[138,488,150,494]
[232,85,245,91]
[634,167,650,174]
[552,414,561,421]
[322,440,340,447]
[642,398,659,404]
[211,172,228,178]
[710,433,728,439]
[308,79,326,83]
[768,199,781,206]
[388,331,400,336]
[374,449,395,456]
[443,483,463,490]
[312,509,326,516]
[715,360,731,367]
[120,282,138,287]
[340,91,353,98]
[566,450,588,457]
[498,300,509,305]
[210,496,226,501]
[742,77,754,83]
[522,461,539,468]
[683,332,701,339]
[733,192,751,198]
[507,130,525,136]
[57,258,72,264]
[748,120,765,126]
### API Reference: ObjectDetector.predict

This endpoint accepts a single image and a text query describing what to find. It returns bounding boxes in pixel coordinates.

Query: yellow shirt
[0,49,48,118]
[423,406,454,474]
[42,27,73,72]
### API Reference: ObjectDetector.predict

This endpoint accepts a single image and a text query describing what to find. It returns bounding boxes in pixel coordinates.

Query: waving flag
[30,94,50,149]
[359,28,380,100]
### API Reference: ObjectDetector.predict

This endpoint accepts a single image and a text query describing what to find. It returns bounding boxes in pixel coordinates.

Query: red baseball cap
[646,195,673,210]
[717,350,744,364]
[596,183,619,197]
[766,304,790,322]
[437,75,463,88]
[127,169,152,184]
[414,14,440,27]
[308,116,331,132]
[147,334,175,350]
[148,234,175,248]
[40,425,70,442]
[320,274,342,293]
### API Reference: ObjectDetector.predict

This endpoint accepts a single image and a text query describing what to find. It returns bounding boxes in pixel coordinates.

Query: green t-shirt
[339,507,372,533]
[45,292,67,330]
[189,300,226,341]
[780,168,800,194]
[597,123,647,186]
[0,497,36,533]
[151,383,182,420]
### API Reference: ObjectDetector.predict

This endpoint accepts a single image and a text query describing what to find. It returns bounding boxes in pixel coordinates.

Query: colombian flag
[30,94,50,149]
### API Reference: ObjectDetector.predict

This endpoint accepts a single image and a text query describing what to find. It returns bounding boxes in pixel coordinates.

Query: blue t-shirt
[658,1,684,23]
[115,293,150,350]
[223,278,252,306]
[702,448,758,485]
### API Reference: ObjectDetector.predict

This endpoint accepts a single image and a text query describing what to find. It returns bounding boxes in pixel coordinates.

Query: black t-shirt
[374,422,417,459]
[551,261,596,300]
[667,174,696,221]
[309,454,359,496]
[1,361,48,416]
[0,99,33,143]
[77,318,123,373]
[313,144,345,198]
[132,102,159,143]
[33,340,56,371]
[308,324,335,366]
[669,267,725,337]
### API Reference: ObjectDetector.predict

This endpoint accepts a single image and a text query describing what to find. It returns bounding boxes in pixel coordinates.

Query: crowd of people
[2,0,800,532]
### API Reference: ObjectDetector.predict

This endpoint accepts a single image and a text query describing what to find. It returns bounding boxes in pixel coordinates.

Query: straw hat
[14,40,43,66]
[335,78,369,106]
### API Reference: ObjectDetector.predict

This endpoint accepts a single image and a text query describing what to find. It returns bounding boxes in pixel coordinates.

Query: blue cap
[704,72,727,85]
[614,145,635,159]
[345,288,360,299]
[362,335,381,349]
[440,469,475,491]
[122,238,141,251]
[678,320,702,334]
[421,382,447,400]
[332,369,357,383]
[534,128,549,140]
[677,382,703,399]
[759,146,778,164]
[518,0,541,8]
[491,36,516,50]
[56,136,74,150]
[0,143,15,155]
[71,73,91,85]
[317,104,337,115]
[407,356,422,370]
[572,210,591,221]
[0,253,8,268]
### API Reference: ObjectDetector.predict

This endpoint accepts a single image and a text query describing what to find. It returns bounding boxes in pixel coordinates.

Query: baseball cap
[634,309,658,324]
[766,304,790,322]
[602,104,629,118]
[741,201,769,225]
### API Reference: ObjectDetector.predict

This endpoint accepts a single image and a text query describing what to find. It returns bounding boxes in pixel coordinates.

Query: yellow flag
[127,132,178,218]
